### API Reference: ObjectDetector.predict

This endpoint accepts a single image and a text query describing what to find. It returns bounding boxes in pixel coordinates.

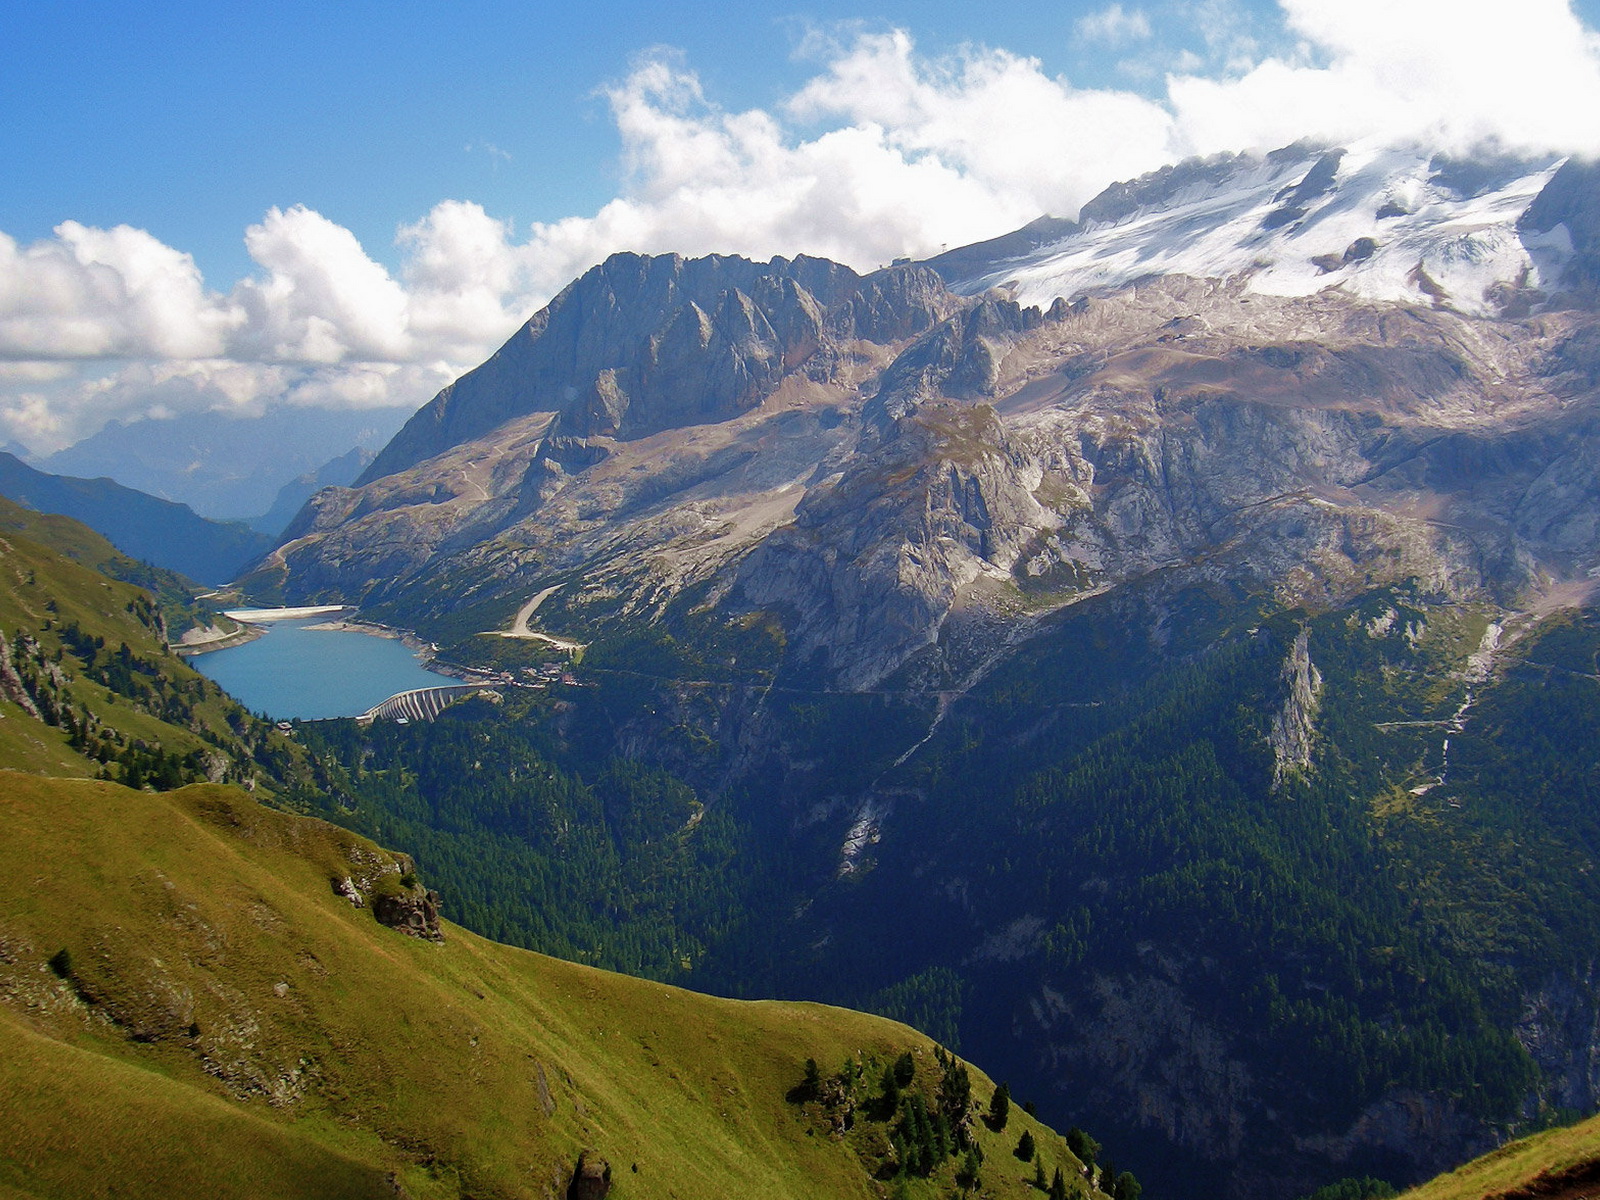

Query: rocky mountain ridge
[258,166,1600,693]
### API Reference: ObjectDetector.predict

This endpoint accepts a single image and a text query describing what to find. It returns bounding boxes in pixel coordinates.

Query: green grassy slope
[1399,1114,1600,1200]
[0,513,295,789]
[0,493,237,639]
[0,772,1088,1200]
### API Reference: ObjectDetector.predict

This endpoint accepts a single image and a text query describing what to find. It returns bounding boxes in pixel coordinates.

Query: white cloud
[6,2,1600,454]
[234,205,414,363]
[1075,5,1153,46]
[1169,0,1600,157]
[0,223,240,361]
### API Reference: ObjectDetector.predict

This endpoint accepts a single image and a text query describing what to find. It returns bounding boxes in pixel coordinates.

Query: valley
[9,139,1600,1200]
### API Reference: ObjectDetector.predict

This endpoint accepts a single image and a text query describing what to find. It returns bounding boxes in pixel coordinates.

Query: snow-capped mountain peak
[938,139,1568,318]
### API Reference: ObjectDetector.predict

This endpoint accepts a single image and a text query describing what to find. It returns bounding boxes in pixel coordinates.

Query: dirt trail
[495,585,585,652]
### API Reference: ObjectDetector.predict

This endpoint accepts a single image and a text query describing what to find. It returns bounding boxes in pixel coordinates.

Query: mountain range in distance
[0,422,387,583]
[36,403,413,522]
[0,450,273,584]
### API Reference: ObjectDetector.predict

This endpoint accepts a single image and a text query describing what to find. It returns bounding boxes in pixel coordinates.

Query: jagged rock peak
[359,251,957,485]
[1520,156,1600,288]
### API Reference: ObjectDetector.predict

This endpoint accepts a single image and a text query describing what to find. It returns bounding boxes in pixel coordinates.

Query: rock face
[1517,969,1600,1113]
[329,854,443,942]
[371,888,443,943]
[567,1150,611,1200]
[266,259,1600,697]
[1269,629,1322,786]
[267,147,1600,681]
[358,253,951,483]
[1520,157,1600,289]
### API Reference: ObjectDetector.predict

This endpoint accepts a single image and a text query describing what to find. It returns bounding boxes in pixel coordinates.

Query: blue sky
[4,0,1600,454]
[1,0,1290,281]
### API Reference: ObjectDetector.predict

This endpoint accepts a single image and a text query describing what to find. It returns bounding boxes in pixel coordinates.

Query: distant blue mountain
[41,406,413,519]
[246,444,376,537]
[0,452,273,584]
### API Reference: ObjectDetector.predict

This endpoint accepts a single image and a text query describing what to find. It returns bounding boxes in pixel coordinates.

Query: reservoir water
[191,617,453,720]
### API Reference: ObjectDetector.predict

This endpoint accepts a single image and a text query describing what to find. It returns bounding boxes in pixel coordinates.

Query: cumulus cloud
[497,38,1175,286]
[6,1,1600,454]
[0,223,240,361]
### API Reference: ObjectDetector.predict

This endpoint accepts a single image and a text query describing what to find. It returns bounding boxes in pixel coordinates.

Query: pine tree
[893,1050,916,1086]
[801,1057,821,1099]
[960,1145,983,1190]
[1066,1126,1100,1173]
[1051,1165,1068,1200]
[939,1055,973,1142]
[881,1063,901,1115]
[1114,1171,1143,1200]
[989,1081,1011,1130]
[1015,1129,1036,1161]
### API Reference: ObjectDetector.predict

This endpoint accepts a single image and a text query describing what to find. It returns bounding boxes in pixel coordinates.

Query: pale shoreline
[171,623,264,656]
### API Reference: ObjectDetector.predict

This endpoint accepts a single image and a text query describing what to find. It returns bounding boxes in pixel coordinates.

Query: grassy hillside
[0,493,236,640]
[0,511,297,790]
[0,772,1091,1200]
[1398,1114,1600,1200]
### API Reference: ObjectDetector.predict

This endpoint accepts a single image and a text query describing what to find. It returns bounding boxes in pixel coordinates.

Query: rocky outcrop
[328,854,443,942]
[372,888,443,943]
[568,1150,611,1200]
[1517,968,1600,1113]
[0,632,42,719]
[1023,961,1255,1164]
[1285,1090,1496,1199]
[1520,157,1600,289]
[1269,628,1322,786]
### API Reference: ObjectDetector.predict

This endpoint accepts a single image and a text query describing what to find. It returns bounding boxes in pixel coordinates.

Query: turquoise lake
[190,618,453,720]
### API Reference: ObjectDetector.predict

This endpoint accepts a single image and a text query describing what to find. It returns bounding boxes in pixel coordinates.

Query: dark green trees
[934,1046,972,1138]
[801,1057,821,1100]
[893,1050,916,1087]
[880,1063,901,1116]
[958,1144,983,1190]
[1015,1129,1036,1161]
[1066,1126,1100,1172]
[988,1081,1010,1130]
